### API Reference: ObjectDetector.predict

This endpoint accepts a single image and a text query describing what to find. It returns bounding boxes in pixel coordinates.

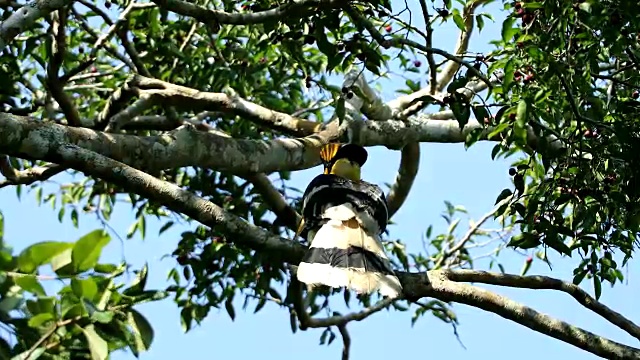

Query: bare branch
[248,174,301,231]
[386,143,420,218]
[415,271,640,359]
[444,269,640,342]
[435,2,479,92]
[53,144,305,261]
[45,8,82,127]
[345,7,491,89]
[337,324,350,360]
[0,162,65,188]
[418,0,438,94]
[130,75,323,137]
[0,0,72,48]
[151,0,344,26]
[0,111,563,175]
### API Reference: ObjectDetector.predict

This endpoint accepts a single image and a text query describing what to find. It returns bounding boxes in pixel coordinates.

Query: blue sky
[2,1,640,359]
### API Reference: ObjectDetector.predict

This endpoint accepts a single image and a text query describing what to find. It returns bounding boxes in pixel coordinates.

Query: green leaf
[543,236,572,257]
[123,263,148,296]
[514,99,528,145]
[27,313,54,328]
[128,309,154,353]
[158,221,174,235]
[336,97,346,124]
[520,258,532,276]
[51,248,74,276]
[495,188,513,204]
[452,9,466,32]
[450,98,471,129]
[17,241,73,273]
[90,310,114,324]
[82,325,109,360]
[14,275,46,296]
[225,298,236,321]
[593,276,602,300]
[508,233,541,249]
[71,278,98,301]
[72,230,111,273]
[501,17,518,43]
[289,311,297,334]
[573,270,588,285]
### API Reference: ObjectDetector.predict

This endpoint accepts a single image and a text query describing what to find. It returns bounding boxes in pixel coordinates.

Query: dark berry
[509,168,517,176]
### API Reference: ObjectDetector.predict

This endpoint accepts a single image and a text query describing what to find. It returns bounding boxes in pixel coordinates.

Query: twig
[418,0,438,94]
[434,202,502,268]
[337,324,350,360]
[0,163,65,189]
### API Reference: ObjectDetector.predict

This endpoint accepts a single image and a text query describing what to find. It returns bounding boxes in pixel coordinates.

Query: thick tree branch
[386,143,420,218]
[417,271,640,360]
[151,0,344,26]
[348,73,419,218]
[0,0,72,48]
[31,141,640,360]
[0,112,562,175]
[444,269,640,342]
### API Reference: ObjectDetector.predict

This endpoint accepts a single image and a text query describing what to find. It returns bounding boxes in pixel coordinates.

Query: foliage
[1,0,640,358]
[479,0,640,298]
[0,211,163,359]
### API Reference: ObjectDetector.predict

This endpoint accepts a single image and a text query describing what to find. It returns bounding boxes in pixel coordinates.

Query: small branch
[337,324,351,360]
[0,162,65,188]
[345,7,491,89]
[434,202,502,269]
[45,8,82,126]
[444,269,640,342]
[421,271,640,359]
[131,75,323,137]
[301,297,397,328]
[247,174,301,231]
[0,0,72,48]
[436,2,479,92]
[418,0,438,94]
[151,0,344,26]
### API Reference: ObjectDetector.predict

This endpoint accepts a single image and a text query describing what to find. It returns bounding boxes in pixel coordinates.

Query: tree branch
[444,269,640,342]
[413,271,640,359]
[0,0,72,48]
[0,112,562,175]
[386,143,420,218]
[435,1,479,92]
[129,75,323,137]
[151,0,344,26]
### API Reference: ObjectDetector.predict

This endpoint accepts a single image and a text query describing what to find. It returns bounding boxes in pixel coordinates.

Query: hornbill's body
[295,143,403,298]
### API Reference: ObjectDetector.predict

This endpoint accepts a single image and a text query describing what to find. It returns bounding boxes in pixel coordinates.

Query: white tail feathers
[296,204,403,298]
